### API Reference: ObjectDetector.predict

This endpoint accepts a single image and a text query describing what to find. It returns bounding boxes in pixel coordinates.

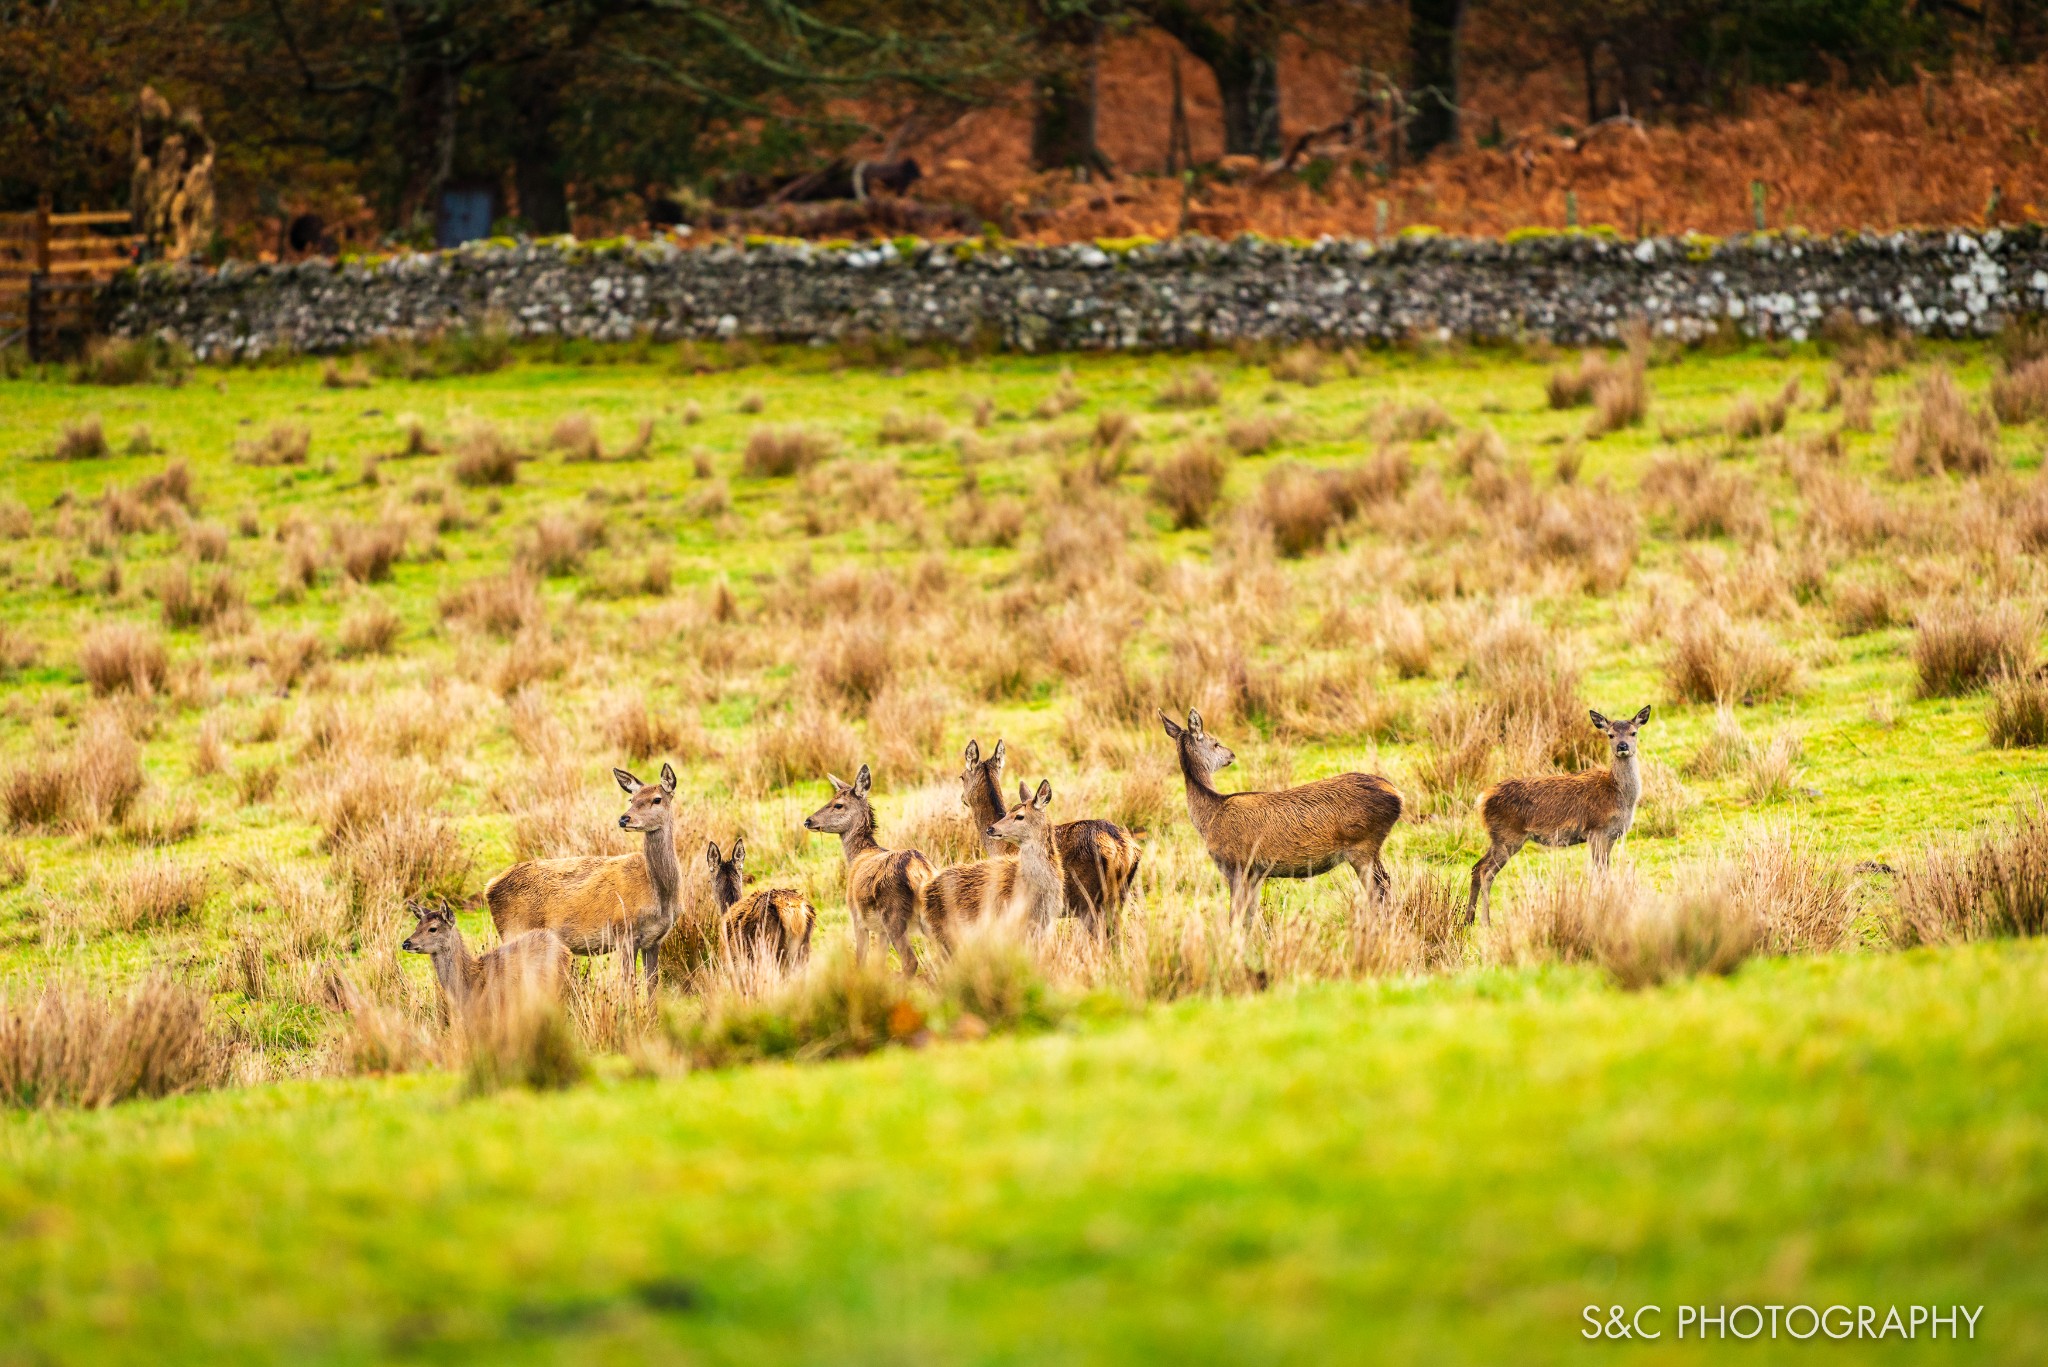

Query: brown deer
[803,764,933,976]
[486,763,685,988]
[1160,708,1402,916]
[401,901,570,1013]
[960,738,1141,937]
[708,837,816,969]
[924,778,1065,952]
[1466,706,1652,926]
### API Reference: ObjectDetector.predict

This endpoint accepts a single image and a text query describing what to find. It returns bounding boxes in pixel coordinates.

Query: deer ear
[1033,779,1052,809]
[825,772,848,794]
[1019,779,1030,803]
[407,900,428,920]
[852,764,872,799]
[660,763,678,795]
[1632,705,1652,726]
[1187,708,1204,736]
[1158,709,1184,740]
[963,738,980,766]
[706,841,720,868]
[732,836,745,866]
[1588,710,1610,730]
[991,738,1005,766]
[614,767,642,795]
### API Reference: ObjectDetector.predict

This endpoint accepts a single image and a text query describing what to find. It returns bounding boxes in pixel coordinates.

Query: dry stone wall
[103,228,2048,360]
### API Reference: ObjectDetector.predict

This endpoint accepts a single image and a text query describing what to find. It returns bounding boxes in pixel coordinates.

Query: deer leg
[1468,840,1519,928]
[640,943,661,993]
[891,921,921,979]
[851,911,871,964]
[1346,849,1392,905]
[1589,833,1613,872]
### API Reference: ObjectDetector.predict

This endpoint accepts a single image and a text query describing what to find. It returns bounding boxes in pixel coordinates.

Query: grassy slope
[2,941,2044,1364]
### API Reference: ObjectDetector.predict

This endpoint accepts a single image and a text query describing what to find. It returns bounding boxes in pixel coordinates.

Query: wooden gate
[0,206,140,359]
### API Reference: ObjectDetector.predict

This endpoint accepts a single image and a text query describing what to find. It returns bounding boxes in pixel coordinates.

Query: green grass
[3,336,2047,1360]
[3,942,2044,1363]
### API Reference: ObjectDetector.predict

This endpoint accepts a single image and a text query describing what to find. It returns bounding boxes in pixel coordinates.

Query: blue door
[437,189,493,247]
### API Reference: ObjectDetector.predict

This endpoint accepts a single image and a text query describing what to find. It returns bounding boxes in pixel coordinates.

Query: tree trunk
[1407,0,1465,160]
[1030,4,1106,172]
[512,75,570,235]
[1143,0,1283,159]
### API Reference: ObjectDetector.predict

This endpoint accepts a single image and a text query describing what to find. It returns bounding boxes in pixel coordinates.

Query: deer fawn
[960,738,1140,937]
[803,764,934,976]
[1160,708,1402,917]
[708,837,816,970]
[402,901,570,1014]
[1466,706,1652,926]
[924,778,1065,952]
[485,763,686,989]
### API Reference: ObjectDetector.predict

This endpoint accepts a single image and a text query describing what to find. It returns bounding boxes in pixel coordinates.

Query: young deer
[1160,708,1402,917]
[486,763,685,988]
[803,764,933,976]
[960,738,1141,937]
[1466,706,1653,926]
[708,837,816,970]
[924,778,1065,952]
[402,901,570,1014]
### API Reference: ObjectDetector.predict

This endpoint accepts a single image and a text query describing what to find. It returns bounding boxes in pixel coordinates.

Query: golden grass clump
[234,424,311,467]
[1989,356,2048,425]
[602,692,693,763]
[1150,441,1229,529]
[441,572,543,638]
[1663,608,1799,705]
[1889,368,1998,477]
[1545,353,1601,408]
[107,854,212,931]
[1722,381,1794,440]
[1269,344,1325,387]
[1889,797,2048,947]
[1223,412,1291,455]
[1911,598,2034,698]
[1987,670,2048,749]
[1595,887,1756,990]
[158,563,242,630]
[742,425,837,477]
[338,603,404,657]
[548,412,602,462]
[878,409,948,445]
[1587,351,1649,435]
[0,978,220,1109]
[54,416,110,460]
[1643,453,1769,541]
[746,710,860,793]
[451,427,522,486]
[1155,365,1221,409]
[79,623,169,697]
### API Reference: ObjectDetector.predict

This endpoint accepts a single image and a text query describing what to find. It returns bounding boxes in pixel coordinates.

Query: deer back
[477,929,572,1002]
[1200,772,1403,870]
[1479,770,1626,847]
[486,852,662,954]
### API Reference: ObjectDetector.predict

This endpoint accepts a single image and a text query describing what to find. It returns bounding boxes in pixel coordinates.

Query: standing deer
[485,763,685,989]
[402,901,570,1014]
[708,837,816,969]
[924,778,1065,953]
[1160,708,1402,917]
[803,764,933,976]
[960,738,1141,937]
[1466,706,1652,927]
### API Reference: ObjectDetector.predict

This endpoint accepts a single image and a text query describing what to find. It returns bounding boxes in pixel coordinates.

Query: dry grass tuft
[602,692,693,763]
[158,563,242,630]
[1739,732,1805,806]
[1545,353,1601,408]
[1269,344,1325,386]
[1987,670,2048,749]
[1223,412,1291,455]
[338,603,403,658]
[743,425,837,477]
[79,624,169,697]
[234,424,311,467]
[1663,609,1799,705]
[1155,366,1221,409]
[1989,356,2048,425]
[1587,350,1649,435]
[1720,823,1856,954]
[1643,453,1768,540]
[1890,368,1998,477]
[1490,870,1628,967]
[548,413,603,462]
[1150,441,1230,529]
[1722,381,1795,440]
[879,409,948,445]
[1595,887,1755,990]
[451,427,522,486]
[746,709,860,793]
[441,573,543,638]
[0,978,220,1109]
[1889,796,2048,947]
[1911,598,2034,698]
[107,855,211,931]
[54,416,109,460]
[675,948,929,1068]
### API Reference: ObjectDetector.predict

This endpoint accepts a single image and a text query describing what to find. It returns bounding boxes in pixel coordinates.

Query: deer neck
[431,937,479,1007]
[1176,743,1225,834]
[838,809,882,864]
[966,774,1005,854]
[642,816,681,914]
[1610,750,1642,815]
[1016,820,1064,919]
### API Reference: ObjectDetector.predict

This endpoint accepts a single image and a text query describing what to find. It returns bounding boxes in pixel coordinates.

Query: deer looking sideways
[402,901,571,1014]
[960,739,1140,937]
[1466,706,1652,926]
[708,837,816,970]
[924,777,1064,953]
[804,765,934,976]
[486,764,686,988]
[1160,708,1403,917]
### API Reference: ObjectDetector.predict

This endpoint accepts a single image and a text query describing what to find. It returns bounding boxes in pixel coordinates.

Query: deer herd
[403,703,1654,1014]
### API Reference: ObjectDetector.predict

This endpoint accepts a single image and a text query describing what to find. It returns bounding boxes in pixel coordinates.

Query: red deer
[708,837,816,969]
[1160,708,1402,916]
[803,764,933,976]
[402,901,570,1013]
[486,763,684,988]
[960,738,1141,937]
[1467,706,1652,926]
[924,777,1064,952]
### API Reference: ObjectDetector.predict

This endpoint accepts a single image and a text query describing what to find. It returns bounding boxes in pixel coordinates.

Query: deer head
[1158,707,1235,778]
[401,900,461,956]
[986,778,1052,845]
[615,763,678,831]
[960,737,1006,812]
[803,764,873,835]
[1588,706,1653,760]
[706,837,746,913]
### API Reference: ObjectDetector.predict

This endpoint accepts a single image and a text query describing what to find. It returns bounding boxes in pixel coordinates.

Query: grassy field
[1,328,2046,1361]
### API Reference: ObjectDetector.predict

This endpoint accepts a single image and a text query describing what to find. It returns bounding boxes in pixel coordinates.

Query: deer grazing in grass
[402,901,570,1014]
[924,777,1065,953]
[1466,706,1652,927]
[708,837,816,969]
[1160,708,1403,917]
[803,764,933,976]
[960,738,1141,937]
[485,763,685,989]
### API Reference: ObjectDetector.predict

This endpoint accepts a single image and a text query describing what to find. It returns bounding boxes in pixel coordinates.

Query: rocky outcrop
[103,227,2048,361]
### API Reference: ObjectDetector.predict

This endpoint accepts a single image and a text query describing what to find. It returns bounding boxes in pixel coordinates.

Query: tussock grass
[0,978,219,1109]
[1155,366,1221,409]
[1987,670,2048,748]
[1890,796,2048,946]
[1664,609,1799,705]
[79,624,169,697]
[1150,441,1229,528]
[1912,598,2034,697]
[234,424,311,467]
[451,428,521,486]
[743,425,836,477]
[54,416,110,460]
[1890,368,1997,477]
[1990,356,2048,425]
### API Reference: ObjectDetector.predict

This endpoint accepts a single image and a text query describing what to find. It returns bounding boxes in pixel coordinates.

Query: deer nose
[618,814,630,828]
[984,825,1000,839]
